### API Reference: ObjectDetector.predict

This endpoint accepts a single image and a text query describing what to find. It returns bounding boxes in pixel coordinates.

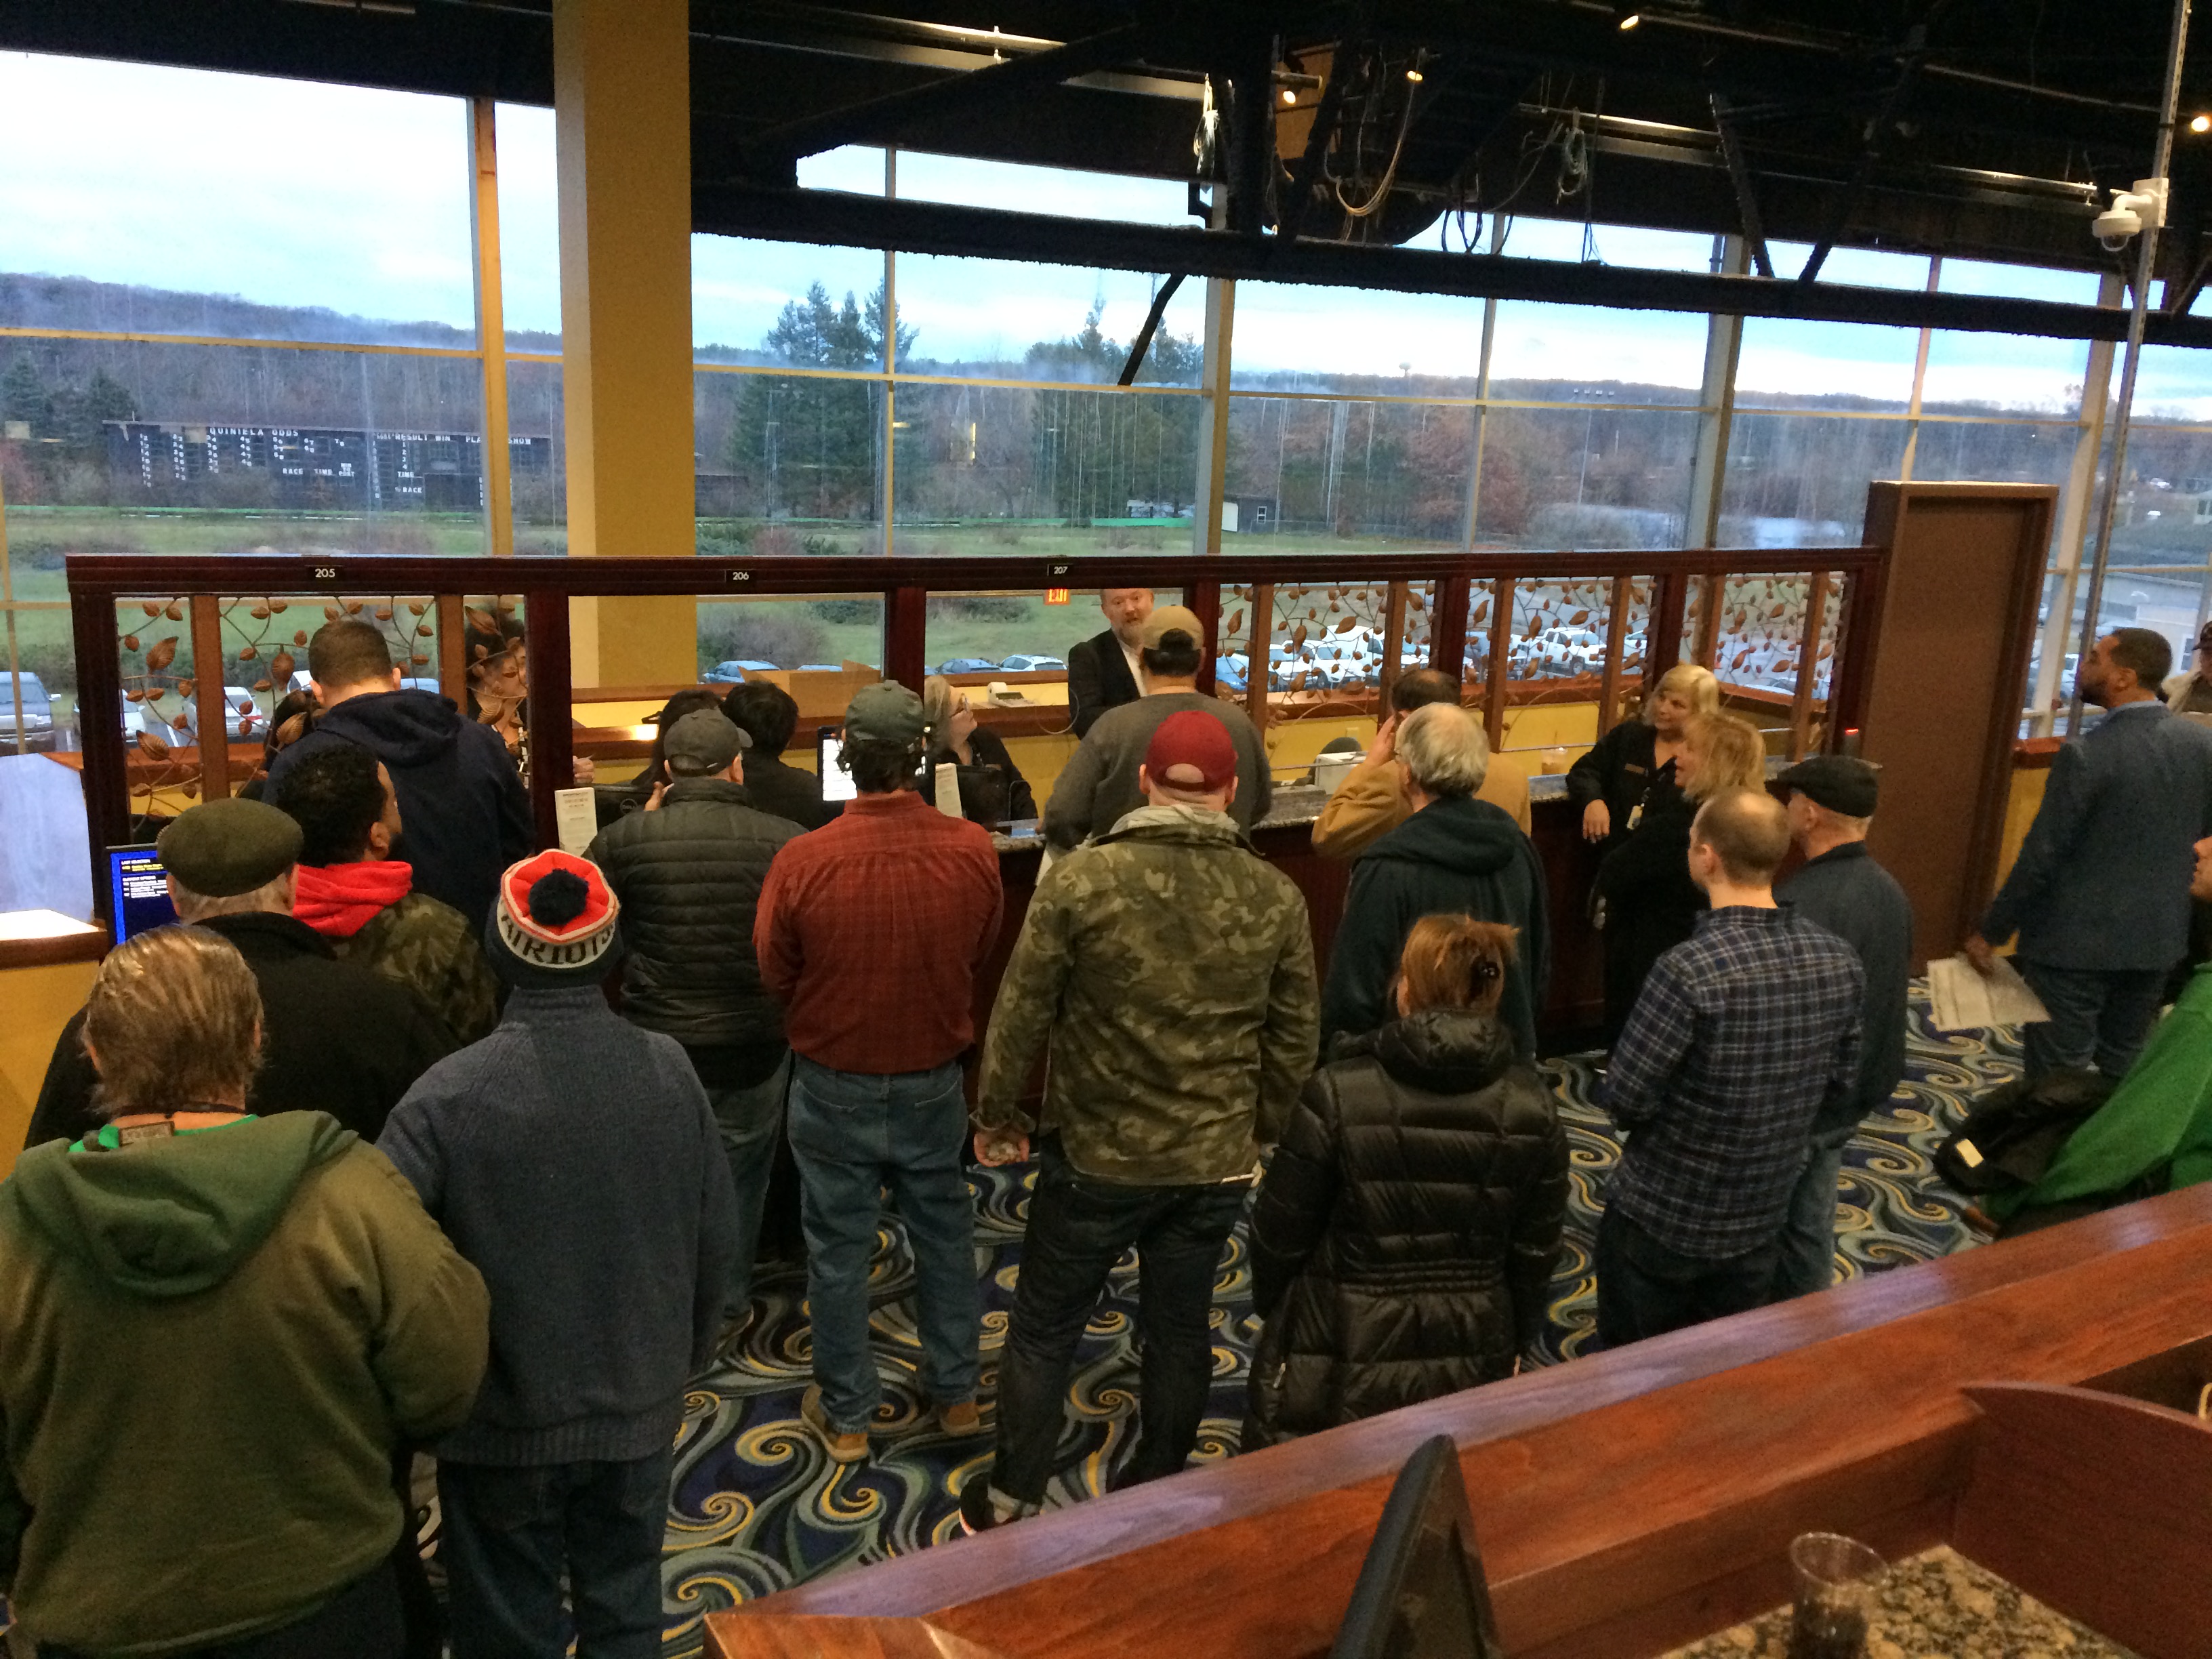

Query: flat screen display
[107,846,178,945]
[817,727,860,804]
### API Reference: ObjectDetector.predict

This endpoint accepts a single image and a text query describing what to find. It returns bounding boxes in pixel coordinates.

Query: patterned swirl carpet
[654,991,2013,1655]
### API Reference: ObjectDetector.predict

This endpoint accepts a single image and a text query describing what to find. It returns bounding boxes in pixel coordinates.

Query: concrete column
[552,0,697,687]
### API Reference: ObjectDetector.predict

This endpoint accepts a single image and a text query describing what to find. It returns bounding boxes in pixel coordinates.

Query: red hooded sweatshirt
[293,861,414,939]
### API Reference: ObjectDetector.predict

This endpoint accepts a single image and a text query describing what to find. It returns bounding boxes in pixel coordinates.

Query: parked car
[998,654,1066,673]
[701,659,779,684]
[0,671,56,752]
[934,657,1001,675]
[125,686,268,747]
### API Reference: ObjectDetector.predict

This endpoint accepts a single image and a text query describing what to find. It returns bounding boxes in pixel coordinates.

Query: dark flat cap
[1778,754,1880,818]
[664,708,750,775]
[156,796,304,896]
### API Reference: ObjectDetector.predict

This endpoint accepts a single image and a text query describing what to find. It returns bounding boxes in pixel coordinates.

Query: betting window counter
[972,768,1614,1063]
[711,1183,2212,1659]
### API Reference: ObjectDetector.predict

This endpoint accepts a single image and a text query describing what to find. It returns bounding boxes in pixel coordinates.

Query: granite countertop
[1664,1546,2139,1659]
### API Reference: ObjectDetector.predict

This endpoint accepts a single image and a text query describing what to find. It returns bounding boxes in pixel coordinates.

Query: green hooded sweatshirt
[0,1112,489,1656]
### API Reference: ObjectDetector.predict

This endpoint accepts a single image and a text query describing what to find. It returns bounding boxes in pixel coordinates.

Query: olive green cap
[155,796,304,897]
[843,680,927,747]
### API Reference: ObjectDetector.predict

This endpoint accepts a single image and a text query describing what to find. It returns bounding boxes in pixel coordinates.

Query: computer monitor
[817,726,861,804]
[106,845,178,945]
[1330,1435,1504,1659]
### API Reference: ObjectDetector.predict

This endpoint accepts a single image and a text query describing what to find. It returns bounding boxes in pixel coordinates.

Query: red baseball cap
[1144,709,1239,793]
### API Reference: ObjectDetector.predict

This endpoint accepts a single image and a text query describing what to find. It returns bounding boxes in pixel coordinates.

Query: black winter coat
[738,751,833,831]
[1320,796,1551,1059]
[584,777,803,1050]
[24,912,453,1153]
[266,688,531,937]
[1244,1011,1568,1448]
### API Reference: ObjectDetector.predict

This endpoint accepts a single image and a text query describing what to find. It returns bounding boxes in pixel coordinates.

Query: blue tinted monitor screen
[108,846,178,944]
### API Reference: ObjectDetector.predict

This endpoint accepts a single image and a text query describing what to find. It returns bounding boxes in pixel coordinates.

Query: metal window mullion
[470,98,515,558]
[1461,214,1506,554]
[2032,271,2127,735]
[1685,236,1747,667]
[1,456,20,758]
[1194,186,1234,557]
[1897,257,1941,483]
[882,148,899,557]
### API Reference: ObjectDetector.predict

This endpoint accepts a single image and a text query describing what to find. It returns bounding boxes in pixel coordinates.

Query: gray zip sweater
[377,984,738,1464]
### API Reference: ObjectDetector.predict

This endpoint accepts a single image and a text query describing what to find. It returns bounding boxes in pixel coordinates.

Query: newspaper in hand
[1927,954,2051,1033]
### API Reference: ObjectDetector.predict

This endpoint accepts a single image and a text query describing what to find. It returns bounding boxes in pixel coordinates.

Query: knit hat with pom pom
[482,848,623,988]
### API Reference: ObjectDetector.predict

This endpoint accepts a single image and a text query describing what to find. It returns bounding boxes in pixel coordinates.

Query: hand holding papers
[1927,954,2051,1033]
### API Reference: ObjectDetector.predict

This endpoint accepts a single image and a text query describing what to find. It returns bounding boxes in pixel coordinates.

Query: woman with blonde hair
[1567,662,1719,851]
[1245,914,1568,1448]
[1591,708,1770,1038]
[921,674,1036,824]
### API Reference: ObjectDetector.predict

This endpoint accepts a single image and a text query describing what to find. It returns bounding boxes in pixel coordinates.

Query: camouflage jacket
[336,893,504,1048]
[977,805,1320,1184]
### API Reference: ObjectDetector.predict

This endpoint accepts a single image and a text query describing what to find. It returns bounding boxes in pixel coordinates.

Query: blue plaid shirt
[1602,905,1864,1259]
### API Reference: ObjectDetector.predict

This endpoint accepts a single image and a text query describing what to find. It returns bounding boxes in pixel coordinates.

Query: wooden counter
[713,1184,2212,1659]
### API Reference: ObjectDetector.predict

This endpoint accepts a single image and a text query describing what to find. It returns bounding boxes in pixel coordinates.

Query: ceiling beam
[693,180,2212,346]
[736,17,1147,166]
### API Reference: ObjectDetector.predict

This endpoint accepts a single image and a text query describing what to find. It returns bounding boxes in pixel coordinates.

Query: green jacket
[0,1113,489,1656]
[339,891,504,1046]
[978,806,1320,1184]
[1991,962,2212,1220]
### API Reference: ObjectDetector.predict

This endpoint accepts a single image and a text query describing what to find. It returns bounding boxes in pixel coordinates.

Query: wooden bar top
[717,1185,2212,1659]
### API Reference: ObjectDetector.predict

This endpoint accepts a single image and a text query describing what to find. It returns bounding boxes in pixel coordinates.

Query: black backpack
[1934,1068,2115,1197]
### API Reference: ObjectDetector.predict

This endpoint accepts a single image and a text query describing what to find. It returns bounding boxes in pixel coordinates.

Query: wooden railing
[62,544,1887,912]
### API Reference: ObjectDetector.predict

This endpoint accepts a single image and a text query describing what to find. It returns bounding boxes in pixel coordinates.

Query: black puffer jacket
[584,778,802,1048]
[1243,1010,1568,1449]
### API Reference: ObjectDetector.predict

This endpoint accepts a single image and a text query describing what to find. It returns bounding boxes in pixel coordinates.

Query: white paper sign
[552,786,598,856]
[1927,954,2051,1033]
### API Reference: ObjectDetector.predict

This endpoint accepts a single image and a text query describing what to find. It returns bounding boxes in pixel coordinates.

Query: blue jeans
[991,1136,1250,1506]
[1595,1207,1779,1349]
[2015,959,2168,1080]
[437,1452,670,1659]
[703,1054,790,1322]
[1771,1126,1856,1301]
[786,1056,981,1434]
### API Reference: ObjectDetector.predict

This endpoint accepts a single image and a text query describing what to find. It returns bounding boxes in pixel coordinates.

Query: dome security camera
[2095,178,2169,249]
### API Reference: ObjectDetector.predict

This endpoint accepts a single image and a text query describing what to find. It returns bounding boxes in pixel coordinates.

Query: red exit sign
[1044,588,1071,605]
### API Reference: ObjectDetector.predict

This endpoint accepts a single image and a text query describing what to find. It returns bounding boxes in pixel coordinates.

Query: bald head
[1689,787,1792,888]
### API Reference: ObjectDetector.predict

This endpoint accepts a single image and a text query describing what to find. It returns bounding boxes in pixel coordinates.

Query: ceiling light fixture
[1618,11,1643,29]
[2194,114,2211,133]
[1282,87,1298,104]
[1406,67,1425,83]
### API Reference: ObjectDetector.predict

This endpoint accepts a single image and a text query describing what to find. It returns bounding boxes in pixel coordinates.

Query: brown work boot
[801,1385,869,1465]
[938,1398,985,1437]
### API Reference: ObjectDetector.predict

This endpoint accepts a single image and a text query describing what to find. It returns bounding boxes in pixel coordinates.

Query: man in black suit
[1067,588,1155,737]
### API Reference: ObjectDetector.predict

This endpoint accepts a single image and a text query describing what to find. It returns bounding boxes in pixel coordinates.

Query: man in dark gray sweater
[1774,756,1913,1299]
[1042,604,1271,848]
[380,850,737,1659]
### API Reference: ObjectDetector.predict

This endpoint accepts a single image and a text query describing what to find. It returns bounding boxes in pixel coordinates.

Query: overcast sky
[1,49,2202,415]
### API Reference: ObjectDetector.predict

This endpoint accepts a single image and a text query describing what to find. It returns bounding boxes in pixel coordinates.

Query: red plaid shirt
[754,790,1005,1074]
